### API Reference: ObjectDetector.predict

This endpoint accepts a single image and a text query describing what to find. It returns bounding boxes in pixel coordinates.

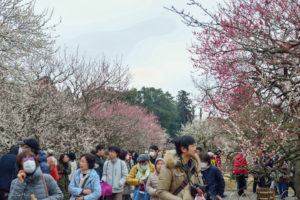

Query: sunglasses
[22,157,35,161]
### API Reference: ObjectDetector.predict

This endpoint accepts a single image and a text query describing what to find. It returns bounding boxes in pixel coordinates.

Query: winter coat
[126,161,155,186]
[8,167,63,200]
[38,150,51,174]
[201,165,225,197]
[95,156,104,179]
[69,169,101,200]
[146,172,160,200]
[233,153,248,175]
[0,152,18,192]
[50,165,59,181]
[157,150,204,200]
[57,162,71,193]
[69,161,78,181]
[102,158,128,193]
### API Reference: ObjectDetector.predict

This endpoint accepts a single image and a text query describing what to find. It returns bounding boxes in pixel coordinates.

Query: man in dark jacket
[17,138,50,174]
[200,153,225,200]
[0,145,19,200]
[95,144,105,179]
[149,145,162,164]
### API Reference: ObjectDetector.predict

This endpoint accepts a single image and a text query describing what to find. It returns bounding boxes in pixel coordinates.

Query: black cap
[17,138,40,151]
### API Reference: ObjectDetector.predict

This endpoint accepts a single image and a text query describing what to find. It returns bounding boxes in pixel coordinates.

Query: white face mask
[126,155,130,160]
[201,163,208,168]
[140,164,148,171]
[23,160,36,174]
[149,152,155,157]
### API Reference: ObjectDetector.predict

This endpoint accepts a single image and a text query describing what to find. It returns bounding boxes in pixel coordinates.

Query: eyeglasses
[22,157,35,161]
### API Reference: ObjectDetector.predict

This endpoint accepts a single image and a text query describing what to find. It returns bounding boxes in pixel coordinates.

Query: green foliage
[124,87,181,138]
[176,90,195,125]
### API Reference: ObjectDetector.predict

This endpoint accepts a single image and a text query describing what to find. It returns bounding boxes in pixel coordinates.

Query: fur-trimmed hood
[164,150,201,171]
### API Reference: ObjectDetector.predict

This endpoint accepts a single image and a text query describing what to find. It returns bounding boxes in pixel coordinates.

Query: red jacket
[233,153,248,174]
[50,165,60,181]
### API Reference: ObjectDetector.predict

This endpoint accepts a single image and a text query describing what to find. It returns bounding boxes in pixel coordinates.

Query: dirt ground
[223,174,297,200]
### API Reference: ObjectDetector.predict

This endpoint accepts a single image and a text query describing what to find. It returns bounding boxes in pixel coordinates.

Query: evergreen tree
[177,90,194,125]
[125,87,181,138]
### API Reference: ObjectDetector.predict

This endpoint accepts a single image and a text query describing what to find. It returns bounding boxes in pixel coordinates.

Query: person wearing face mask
[102,146,128,200]
[126,154,155,198]
[17,138,50,174]
[119,150,133,200]
[146,158,165,200]
[0,145,19,200]
[149,145,162,165]
[126,151,134,169]
[200,153,225,200]
[8,151,63,200]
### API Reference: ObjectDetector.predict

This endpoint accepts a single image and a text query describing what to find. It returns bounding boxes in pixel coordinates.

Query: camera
[191,183,209,197]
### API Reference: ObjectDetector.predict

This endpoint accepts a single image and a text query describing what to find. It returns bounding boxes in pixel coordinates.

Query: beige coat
[146,172,160,200]
[157,150,203,200]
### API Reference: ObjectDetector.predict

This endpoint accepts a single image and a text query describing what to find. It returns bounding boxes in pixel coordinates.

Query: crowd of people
[0,136,297,200]
[251,150,297,199]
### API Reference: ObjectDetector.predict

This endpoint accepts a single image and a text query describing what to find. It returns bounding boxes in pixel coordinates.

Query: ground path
[223,191,297,200]
[223,174,297,199]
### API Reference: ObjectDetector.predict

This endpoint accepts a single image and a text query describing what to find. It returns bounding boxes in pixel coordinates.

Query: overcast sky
[35,0,218,97]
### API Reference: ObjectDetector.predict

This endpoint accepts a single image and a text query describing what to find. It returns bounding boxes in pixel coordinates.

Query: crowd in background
[0,136,296,200]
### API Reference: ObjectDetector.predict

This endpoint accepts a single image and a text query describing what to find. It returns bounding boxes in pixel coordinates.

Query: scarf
[79,169,91,188]
[136,163,150,181]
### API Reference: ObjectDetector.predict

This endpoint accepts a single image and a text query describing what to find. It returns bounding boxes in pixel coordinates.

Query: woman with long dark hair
[57,153,71,199]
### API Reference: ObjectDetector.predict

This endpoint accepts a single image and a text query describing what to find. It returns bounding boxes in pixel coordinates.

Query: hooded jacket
[157,150,203,200]
[8,167,63,200]
[201,165,225,197]
[37,150,50,174]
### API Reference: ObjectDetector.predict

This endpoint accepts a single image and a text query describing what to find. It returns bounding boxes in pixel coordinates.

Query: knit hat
[155,158,164,165]
[137,154,150,162]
